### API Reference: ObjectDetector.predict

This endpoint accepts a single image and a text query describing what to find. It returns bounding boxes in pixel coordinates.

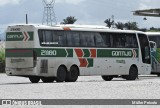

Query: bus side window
[81,32,95,47]
[125,34,138,48]
[100,33,111,48]
[80,32,88,47]
[94,33,105,47]
[113,33,126,48]
[110,34,114,48]
[45,31,52,45]
[87,32,95,47]
[66,31,73,47]
[111,33,119,48]
[72,32,80,47]
[66,31,80,47]
[55,31,66,47]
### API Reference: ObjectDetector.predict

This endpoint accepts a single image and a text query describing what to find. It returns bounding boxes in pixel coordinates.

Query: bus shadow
[0,76,159,85]
[0,82,41,85]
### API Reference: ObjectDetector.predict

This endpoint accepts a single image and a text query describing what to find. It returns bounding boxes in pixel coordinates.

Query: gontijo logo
[112,51,132,57]
[112,49,137,58]
[6,32,33,41]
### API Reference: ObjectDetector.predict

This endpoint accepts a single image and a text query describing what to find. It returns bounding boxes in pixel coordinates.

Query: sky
[0,0,160,33]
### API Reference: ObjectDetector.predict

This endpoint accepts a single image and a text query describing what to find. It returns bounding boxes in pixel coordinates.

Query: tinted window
[111,33,125,48]
[94,33,105,47]
[38,30,66,47]
[105,33,138,48]
[100,33,111,47]
[66,31,80,47]
[125,34,138,48]
[80,32,95,47]
[38,30,138,48]
[55,31,66,46]
[138,34,150,64]
[38,30,53,46]
[80,32,88,47]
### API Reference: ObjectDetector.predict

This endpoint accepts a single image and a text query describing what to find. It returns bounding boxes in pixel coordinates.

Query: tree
[104,18,114,28]
[115,22,124,30]
[149,27,160,32]
[61,16,77,24]
[124,21,139,30]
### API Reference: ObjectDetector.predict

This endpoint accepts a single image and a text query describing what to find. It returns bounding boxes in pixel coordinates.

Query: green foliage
[104,17,139,30]
[156,48,160,63]
[124,21,139,30]
[0,50,5,73]
[0,45,5,73]
[114,21,139,30]
[0,48,5,63]
[61,16,77,24]
[147,27,160,32]
[104,18,114,28]
[115,22,124,30]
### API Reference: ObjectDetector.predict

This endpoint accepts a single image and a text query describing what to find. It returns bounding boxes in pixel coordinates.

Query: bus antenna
[26,14,28,24]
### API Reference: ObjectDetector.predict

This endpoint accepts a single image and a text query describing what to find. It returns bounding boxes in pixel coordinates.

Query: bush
[0,42,5,73]
[0,62,5,73]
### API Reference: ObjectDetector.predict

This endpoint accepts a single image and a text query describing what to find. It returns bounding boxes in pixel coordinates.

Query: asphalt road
[0,74,160,108]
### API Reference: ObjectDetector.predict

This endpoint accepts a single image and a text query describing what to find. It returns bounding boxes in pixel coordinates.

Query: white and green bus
[5,24,151,83]
[146,32,160,76]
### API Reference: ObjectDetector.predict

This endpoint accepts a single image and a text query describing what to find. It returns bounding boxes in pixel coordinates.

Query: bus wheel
[29,76,40,83]
[65,66,79,82]
[56,66,67,82]
[126,66,138,80]
[41,77,55,83]
[101,76,113,81]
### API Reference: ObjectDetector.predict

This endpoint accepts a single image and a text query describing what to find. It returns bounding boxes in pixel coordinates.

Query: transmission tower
[42,0,57,26]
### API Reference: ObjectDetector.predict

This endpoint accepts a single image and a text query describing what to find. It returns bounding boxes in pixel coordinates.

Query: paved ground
[0,74,160,108]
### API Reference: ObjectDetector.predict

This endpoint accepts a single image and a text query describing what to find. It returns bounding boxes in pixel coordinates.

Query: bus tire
[65,66,79,82]
[101,76,114,81]
[125,66,138,80]
[41,77,55,83]
[29,76,40,83]
[56,66,67,82]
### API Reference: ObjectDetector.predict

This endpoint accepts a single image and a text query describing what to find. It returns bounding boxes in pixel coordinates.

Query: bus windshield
[138,34,151,64]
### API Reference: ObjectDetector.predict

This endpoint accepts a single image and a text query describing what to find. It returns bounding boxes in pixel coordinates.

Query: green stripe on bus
[97,49,138,58]
[5,48,138,58]
[66,49,73,57]
[5,49,33,57]
[87,59,93,67]
[34,48,73,57]
[83,49,90,57]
